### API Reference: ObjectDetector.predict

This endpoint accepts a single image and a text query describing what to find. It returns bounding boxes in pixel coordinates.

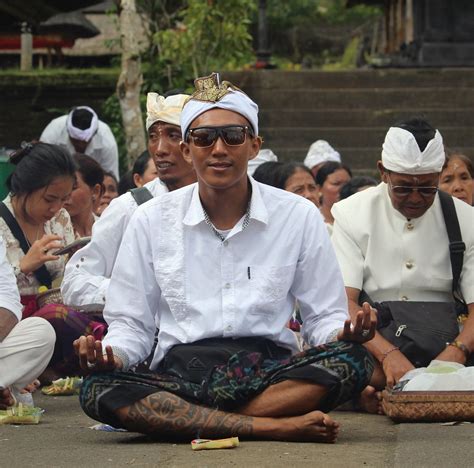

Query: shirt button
[401,296,409,301]
[226,325,233,332]
[224,283,231,289]
[223,240,229,247]
[407,223,414,231]
[405,261,414,269]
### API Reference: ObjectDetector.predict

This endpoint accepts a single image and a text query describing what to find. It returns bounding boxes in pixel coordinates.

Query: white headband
[146,93,189,130]
[180,74,259,138]
[66,106,98,142]
[304,140,341,169]
[382,127,445,174]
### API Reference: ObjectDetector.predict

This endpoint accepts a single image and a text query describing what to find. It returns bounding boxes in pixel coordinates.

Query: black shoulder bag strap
[437,190,466,306]
[0,201,52,288]
[130,187,154,206]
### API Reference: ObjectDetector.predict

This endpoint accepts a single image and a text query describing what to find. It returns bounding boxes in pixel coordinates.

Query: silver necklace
[202,197,252,243]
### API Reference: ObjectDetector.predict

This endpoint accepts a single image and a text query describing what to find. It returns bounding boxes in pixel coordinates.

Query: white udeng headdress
[146,93,189,130]
[382,127,445,174]
[180,72,259,137]
[248,148,278,176]
[304,140,341,169]
[66,106,98,142]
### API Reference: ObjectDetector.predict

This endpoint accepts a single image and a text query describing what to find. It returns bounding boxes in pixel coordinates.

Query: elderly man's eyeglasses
[387,174,438,197]
[186,125,254,148]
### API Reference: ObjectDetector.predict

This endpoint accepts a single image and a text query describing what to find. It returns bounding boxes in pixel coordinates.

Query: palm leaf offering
[0,403,43,425]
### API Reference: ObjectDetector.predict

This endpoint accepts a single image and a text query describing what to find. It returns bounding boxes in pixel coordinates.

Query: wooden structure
[350,0,474,66]
[0,0,100,69]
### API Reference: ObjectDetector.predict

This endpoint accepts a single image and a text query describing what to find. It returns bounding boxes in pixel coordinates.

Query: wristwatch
[446,340,470,359]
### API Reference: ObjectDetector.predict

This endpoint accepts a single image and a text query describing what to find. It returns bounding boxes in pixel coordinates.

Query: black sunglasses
[387,174,438,197]
[186,125,254,148]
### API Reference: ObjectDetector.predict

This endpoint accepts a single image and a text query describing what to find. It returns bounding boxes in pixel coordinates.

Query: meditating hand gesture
[337,302,377,343]
[74,335,123,372]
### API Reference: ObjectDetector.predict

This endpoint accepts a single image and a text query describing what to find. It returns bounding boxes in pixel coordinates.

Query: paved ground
[0,393,472,467]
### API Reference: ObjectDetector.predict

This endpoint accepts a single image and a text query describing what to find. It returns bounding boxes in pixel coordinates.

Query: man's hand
[74,335,123,372]
[337,302,377,343]
[382,351,415,388]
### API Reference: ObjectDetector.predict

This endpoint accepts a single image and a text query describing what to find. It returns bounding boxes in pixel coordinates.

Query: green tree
[152,0,256,90]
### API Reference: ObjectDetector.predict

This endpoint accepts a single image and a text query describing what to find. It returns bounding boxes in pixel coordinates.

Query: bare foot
[279,410,340,443]
[21,379,41,394]
[358,386,384,415]
[0,388,14,409]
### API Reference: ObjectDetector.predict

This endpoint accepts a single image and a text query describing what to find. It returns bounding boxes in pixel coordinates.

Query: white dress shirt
[0,237,22,321]
[103,177,349,370]
[331,183,474,304]
[40,115,119,178]
[61,178,168,307]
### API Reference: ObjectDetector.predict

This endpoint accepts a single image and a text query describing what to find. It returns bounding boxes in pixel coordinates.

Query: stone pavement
[0,393,472,467]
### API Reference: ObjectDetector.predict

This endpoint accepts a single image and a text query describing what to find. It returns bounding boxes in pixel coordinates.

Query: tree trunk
[117,0,146,171]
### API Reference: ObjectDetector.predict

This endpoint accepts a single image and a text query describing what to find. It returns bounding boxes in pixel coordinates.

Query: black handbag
[360,191,468,368]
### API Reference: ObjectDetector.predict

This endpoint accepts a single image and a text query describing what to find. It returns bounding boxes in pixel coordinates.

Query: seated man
[0,237,55,408]
[75,73,375,443]
[331,118,474,405]
[61,93,196,308]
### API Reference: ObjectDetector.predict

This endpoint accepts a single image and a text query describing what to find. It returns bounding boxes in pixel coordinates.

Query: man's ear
[180,141,193,166]
[248,136,263,162]
[377,160,388,183]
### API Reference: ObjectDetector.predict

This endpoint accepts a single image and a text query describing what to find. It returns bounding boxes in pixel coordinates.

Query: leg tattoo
[120,391,255,439]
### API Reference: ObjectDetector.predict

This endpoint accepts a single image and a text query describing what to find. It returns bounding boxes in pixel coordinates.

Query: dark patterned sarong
[80,340,374,428]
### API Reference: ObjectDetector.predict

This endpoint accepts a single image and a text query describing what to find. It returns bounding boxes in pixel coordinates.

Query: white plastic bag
[402,360,474,391]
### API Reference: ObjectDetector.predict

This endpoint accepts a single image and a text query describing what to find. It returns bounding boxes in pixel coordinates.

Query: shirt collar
[182,176,268,227]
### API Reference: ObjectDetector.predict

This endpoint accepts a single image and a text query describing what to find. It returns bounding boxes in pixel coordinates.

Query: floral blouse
[0,195,75,295]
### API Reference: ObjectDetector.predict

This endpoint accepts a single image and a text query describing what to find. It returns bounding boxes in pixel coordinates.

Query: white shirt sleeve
[290,206,348,345]
[330,203,365,291]
[0,238,22,321]
[102,207,160,368]
[61,194,137,307]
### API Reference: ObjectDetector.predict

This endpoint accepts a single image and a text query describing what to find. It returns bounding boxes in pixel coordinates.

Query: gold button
[401,296,408,301]
[405,261,414,269]
[407,223,414,231]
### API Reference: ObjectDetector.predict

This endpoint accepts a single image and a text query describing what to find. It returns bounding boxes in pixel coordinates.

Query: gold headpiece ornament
[185,72,247,104]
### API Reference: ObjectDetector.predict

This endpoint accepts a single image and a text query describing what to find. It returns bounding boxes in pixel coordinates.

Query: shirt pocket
[248,264,296,315]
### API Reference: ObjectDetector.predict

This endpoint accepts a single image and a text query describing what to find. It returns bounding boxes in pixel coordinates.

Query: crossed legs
[115,379,339,442]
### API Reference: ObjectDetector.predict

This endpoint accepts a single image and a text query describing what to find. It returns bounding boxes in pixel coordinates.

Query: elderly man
[331,118,474,410]
[0,237,55,408]
[61,93,196,308]
[74,73,375,443]
[40,106,119,179]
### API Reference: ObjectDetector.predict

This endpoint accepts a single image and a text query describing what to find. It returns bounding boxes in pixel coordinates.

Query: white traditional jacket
[331,183,474,305]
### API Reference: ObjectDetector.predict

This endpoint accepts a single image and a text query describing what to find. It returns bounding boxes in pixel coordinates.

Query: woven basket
[382,389,474,422]
[36,287,64,309]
